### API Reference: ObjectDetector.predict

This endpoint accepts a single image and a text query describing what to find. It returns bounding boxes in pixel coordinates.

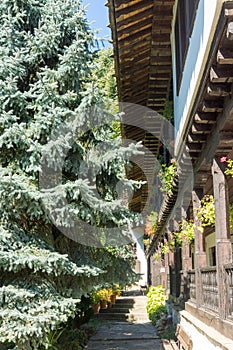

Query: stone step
[112,303,135,309]
[97,313,127,321]
[90,322,159,340]
[127,314,150,323]
[114,298,135,304]
[97,312,150,322]
[100,307,147,314]
[113,300,148,307]
[87,339,162,350]
[100,308,132,314]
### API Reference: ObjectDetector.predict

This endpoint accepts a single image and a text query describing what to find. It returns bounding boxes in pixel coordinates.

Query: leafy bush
[44,328,88,350]
[146,286,167,325]
[160,325,176,340]
[56,328,88,350]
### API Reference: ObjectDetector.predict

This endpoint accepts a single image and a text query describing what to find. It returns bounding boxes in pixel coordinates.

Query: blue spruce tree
[0,1,142,349]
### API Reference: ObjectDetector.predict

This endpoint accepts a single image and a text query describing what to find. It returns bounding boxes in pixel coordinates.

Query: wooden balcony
[185,265,233,325]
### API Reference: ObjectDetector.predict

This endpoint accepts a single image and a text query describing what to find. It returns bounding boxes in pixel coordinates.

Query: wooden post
[192,189,206,308]
[212,158,232,319]
[181,208,192,271]
[164,238,170,294]
[180,208,192,301]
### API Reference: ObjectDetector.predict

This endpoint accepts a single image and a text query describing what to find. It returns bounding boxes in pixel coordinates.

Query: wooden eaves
[107,0,175,212]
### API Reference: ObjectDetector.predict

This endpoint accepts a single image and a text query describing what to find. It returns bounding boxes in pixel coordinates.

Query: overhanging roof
[107,0,175,212]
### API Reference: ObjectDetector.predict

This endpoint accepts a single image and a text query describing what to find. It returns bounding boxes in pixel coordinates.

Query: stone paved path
[86,295,162,350]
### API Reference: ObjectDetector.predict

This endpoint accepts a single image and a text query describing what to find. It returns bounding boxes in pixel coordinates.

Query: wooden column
[180,208,192,301]
[212,158,232,319]
[181,208,192,271]
[192,188,206,307]
[164,238,170,294]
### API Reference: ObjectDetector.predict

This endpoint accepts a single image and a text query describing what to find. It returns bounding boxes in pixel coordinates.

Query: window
[175,0,199,93]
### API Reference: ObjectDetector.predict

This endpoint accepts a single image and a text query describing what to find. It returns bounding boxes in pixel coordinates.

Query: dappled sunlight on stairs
[86,294,162,350]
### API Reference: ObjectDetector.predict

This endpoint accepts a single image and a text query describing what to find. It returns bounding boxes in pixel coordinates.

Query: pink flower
[170,158,175,164]
[170,141,175,147]
[220,156,227,163]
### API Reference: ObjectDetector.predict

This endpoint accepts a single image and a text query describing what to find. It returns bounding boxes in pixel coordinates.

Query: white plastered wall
[171,0,226,155]
[130,227,148,286]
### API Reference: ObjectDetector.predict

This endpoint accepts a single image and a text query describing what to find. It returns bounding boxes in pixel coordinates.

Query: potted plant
[110,284,122,304]
[97,289,110,309]
[107,288,113,308]
[90,291,101,314]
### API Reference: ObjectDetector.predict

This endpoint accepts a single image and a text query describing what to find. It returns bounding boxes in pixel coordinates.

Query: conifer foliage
[0,1,140,348]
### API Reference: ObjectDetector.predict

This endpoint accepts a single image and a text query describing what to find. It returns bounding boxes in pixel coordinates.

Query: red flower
[170,158,175,164]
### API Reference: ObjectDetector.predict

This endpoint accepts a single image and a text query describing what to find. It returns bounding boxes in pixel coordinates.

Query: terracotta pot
[92,303,100,314]
[108,301,113,309]
[100,299,108,309]
[110,294,117,304]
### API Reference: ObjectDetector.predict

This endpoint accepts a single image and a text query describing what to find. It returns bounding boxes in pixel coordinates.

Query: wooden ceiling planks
[107,0,175,212]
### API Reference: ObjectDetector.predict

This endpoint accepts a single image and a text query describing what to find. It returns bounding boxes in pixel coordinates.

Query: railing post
[212,158,232,319]
[192,188,206,308]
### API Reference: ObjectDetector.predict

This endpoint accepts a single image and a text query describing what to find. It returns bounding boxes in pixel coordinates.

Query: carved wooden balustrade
[187,270,196,302]
[200,267,218,312]
[225,264,233,320]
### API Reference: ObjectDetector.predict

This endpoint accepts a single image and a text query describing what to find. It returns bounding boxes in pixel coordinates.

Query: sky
[82,0,112,47]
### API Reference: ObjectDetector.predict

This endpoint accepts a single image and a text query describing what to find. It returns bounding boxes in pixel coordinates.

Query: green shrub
[146,286,167,325]
[57,329,88,350]
[45,328,88,350]
[160,325,176,340]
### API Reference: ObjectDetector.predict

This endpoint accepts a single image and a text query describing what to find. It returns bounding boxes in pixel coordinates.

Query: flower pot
[108,301,113,309]
[100,300,108,309]
[110,294,116,304]
[92,303,100,314]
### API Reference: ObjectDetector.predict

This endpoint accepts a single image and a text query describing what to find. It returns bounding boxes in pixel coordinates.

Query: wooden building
[108,0,233,349]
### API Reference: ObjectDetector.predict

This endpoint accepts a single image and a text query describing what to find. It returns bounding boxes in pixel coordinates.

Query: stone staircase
[87,295,161,349]
[97,295,150,323]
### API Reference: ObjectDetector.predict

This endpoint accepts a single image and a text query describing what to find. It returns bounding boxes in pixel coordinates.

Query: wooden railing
[225,264,233,320]
[187,270,196,302]
[200,267,218,312]
[180,264,233,322]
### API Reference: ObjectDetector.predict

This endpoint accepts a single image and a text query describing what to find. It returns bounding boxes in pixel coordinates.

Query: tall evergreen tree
[0,1,142,349]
